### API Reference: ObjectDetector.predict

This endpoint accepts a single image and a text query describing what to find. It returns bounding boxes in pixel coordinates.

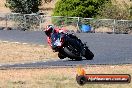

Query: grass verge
[0,41,58,64]
[0,65,131,88]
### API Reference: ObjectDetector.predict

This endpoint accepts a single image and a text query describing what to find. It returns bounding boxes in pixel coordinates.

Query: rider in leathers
[44,25,66,51]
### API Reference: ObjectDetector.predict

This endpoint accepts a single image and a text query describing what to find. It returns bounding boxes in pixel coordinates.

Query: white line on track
[0,40,45,47]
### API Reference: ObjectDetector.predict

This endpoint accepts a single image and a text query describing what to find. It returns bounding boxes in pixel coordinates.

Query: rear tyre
[84,47,94,60]
[63,47,82,61]
[76,57,82,61]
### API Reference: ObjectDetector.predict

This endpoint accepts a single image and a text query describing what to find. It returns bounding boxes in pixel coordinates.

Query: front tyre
[58,53,65,59]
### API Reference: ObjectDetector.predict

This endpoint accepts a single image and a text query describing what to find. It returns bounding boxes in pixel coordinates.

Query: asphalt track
[0,30,132,68]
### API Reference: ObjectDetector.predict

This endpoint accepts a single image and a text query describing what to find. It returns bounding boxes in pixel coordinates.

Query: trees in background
[5,0,131,19]
[53,0,131,20]
[5,0,42,14]
[97,1,131,20]
[53,0,108,18]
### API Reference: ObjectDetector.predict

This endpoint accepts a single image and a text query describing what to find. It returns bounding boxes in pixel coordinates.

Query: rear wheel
[84,47,94,60]
[63,34,83,60]
[63,47,82,61]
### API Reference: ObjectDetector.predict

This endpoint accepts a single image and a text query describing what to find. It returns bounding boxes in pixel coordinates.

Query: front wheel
[58,53,65,59]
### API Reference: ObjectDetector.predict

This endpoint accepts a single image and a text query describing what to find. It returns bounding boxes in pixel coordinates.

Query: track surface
[0,30,132,68]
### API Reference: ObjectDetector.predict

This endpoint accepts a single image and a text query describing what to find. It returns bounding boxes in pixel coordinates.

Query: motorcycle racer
[44,25,66,51]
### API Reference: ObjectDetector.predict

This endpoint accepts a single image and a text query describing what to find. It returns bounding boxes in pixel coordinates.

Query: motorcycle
[48,32,94,61]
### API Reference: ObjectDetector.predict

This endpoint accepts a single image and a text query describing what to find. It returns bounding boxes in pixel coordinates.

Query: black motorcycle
[49,32,94,61]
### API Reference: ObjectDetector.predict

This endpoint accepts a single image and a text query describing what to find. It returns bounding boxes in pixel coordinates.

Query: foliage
[52,17,78,27]
[129,6,132,19]
[5,0,43,30]
[53,0,108,18]
[43,0,53,3]
[52,0,109,26]
[97,1,131,20]
[5,0,42,14]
